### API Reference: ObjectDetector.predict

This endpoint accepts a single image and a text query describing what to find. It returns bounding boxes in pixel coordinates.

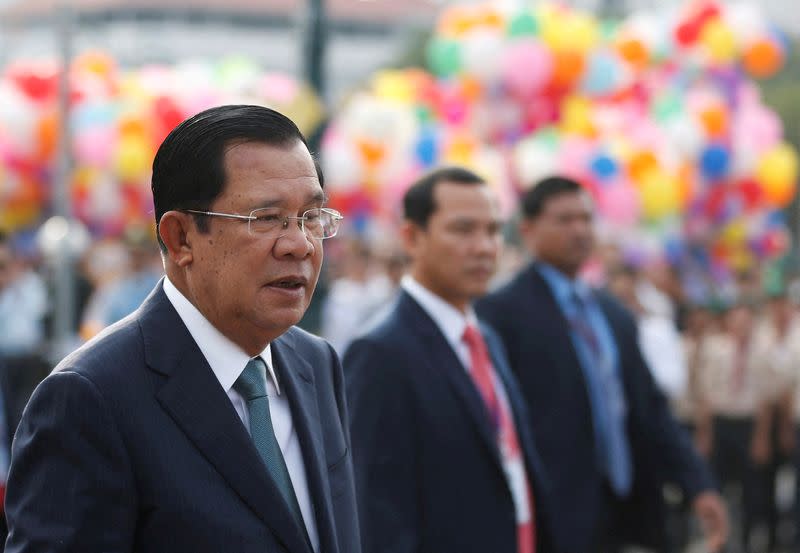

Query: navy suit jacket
[5,282,360,553]
[344,290,562,553]
[476,263,714,552]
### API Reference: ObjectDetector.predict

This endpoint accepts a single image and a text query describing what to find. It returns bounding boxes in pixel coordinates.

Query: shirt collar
[536,262,591,306]
[401,275,479,349]
[163,276,281,395]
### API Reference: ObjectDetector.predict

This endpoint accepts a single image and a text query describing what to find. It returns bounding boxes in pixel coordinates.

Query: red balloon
[8,68,59,102]
[675,20,701,47]
[736,179,764,211]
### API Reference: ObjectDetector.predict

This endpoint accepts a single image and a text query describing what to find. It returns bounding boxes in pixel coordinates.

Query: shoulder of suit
[50,314,144,389]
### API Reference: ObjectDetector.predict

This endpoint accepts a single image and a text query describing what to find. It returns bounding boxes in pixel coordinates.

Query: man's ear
[399,220,423,259]
[158,211,194,268]
[518,217,537,255]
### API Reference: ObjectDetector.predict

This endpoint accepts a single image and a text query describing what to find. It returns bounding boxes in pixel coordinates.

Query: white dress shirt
[163,277,319,551]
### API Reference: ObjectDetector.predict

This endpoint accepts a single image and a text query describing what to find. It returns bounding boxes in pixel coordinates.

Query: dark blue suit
[5,282,360,553]
[476,263,714,552]
[344,290,562,553]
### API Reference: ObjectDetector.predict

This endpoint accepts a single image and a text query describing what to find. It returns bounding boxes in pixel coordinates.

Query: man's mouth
[267,276,308,290]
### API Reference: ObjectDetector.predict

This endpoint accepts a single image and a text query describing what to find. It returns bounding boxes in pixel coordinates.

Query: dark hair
[151,104,321,251]
[521,176,584,219]
[403,166,486,227]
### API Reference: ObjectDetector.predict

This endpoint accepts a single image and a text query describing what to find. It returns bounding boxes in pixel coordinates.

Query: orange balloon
[459,75,484,103]
[743,39,784,79]
[762,178,795,207]
[118,115,149,138]
[476,6,504,30]
[617,37,650,69]
[699,105,728,138]
[437,6,479,37]
[35,112,60,162]
[628,151,659,183]
[72,51,117,78]
[676,163,696,206]
[356,139,386,167]
[549,50,586,90]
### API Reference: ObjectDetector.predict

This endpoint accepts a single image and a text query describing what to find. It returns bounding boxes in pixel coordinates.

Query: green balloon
[426,38,462,78]
[652,94,684,122]
[507,12,538,37]
[415,105,433,123]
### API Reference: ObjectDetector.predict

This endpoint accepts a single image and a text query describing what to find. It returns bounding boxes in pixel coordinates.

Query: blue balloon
[581,52,621,96]
[590,154,618,180]
[70,102,117,130]
[415,129,439,168]
[766,210,786,228]
[700,144,730,180]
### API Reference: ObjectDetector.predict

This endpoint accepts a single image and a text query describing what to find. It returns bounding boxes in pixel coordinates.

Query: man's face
[185,140,324,348]
[524,191,595,277]
[406,181,502,311]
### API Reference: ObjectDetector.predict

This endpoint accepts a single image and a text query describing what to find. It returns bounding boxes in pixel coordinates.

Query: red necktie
[462,325,536,553]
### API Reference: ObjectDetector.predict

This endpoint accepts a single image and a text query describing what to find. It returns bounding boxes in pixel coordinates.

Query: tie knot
[234,357,268,400]
[462,324,483,348]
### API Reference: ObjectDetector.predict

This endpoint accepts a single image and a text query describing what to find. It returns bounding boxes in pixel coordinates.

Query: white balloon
[514,137,558,189]
[0,83,38,157]
[461,30,506,82]
[322,140,363,192]
[663,116,705,159]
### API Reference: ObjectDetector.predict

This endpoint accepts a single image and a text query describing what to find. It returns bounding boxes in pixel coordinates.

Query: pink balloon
[557,137,596,180]
[501,39,553,97]
[599,182,640,227]
[74,127,117,167]
[736,105,782,153]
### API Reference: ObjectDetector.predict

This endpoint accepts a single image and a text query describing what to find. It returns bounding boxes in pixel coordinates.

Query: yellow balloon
[560,96,595,137]
[372,70,415,105]
[115,136,153,181]
[542,11,598,52]
[757,142,799,207]
[700,19,737,64]
[639,170,680,221]
[729,248,754,272]
[721,219,747,247]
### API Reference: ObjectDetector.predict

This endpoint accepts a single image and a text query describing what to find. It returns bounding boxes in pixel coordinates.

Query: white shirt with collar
[163,277,319,552]
[401,275,477,370]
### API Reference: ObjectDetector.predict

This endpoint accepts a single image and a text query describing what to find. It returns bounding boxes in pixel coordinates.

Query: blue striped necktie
[569,291,632,496]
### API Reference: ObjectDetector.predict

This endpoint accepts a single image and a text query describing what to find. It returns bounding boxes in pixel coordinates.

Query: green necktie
[234,357,305,527]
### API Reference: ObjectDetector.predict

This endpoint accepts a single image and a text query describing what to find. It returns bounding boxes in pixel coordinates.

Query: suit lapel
[397,293,503,470]
[272,332,339,553]
[140,283,312,553]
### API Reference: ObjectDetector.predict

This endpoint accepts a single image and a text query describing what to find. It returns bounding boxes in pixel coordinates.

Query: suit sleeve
[5,370,137,553]
[614,306,716,499]
[344,338,420,553]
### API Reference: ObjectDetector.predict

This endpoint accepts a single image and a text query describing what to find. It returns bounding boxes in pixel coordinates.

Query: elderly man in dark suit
[5,105,359,553]
[345,167,563,553]
[476,176,728,553]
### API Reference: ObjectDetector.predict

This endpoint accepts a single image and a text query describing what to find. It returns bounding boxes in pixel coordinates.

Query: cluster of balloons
[323,0,797,281]
[0,53,324,236]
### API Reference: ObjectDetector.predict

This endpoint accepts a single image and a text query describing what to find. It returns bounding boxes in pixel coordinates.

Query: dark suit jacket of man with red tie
[344,284,563,553]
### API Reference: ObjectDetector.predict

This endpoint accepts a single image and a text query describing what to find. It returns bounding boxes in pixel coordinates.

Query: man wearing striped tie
[477,176,729,553]
[344,167,564,553]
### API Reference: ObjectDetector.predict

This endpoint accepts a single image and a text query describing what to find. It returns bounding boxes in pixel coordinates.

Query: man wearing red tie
[344,167,563,553]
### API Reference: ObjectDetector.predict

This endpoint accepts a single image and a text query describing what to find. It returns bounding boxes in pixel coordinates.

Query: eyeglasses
[182,207,344,240]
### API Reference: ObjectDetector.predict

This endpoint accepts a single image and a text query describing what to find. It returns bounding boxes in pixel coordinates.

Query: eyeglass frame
[180,206,344,240]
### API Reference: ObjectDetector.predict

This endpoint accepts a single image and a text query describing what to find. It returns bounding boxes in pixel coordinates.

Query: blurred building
[0,0,440,105]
